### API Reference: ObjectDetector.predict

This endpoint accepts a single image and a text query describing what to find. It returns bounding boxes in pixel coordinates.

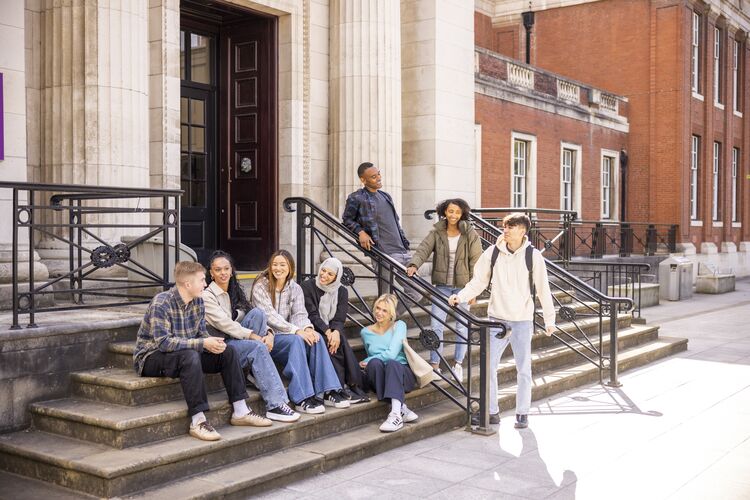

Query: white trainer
[379,411,404,432]
[401,407,418,423]
[453,363,464,381]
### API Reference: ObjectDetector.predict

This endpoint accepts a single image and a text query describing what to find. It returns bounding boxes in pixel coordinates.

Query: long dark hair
[436,198,471,222]
[206,250,251,312]
[252,249,295,308]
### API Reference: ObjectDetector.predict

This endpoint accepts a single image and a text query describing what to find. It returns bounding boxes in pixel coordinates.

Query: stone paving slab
[266,278,750,500]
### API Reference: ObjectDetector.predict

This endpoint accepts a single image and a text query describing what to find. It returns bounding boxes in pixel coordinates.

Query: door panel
[219,17,277,270]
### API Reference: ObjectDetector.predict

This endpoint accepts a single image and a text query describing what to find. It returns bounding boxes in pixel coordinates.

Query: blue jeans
[488,318,533,415]
[224,309,289,410]
[430,285,469,365]
[269,333,342,404]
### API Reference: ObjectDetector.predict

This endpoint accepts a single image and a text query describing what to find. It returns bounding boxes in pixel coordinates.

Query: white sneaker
[379,411,404,432]
[401,407,418,423]
[452,363,464,381]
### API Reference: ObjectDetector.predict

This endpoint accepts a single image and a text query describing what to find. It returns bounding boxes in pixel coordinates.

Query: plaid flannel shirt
[341,188,410,250]
[251,277,312,334]
[133,287,209,375]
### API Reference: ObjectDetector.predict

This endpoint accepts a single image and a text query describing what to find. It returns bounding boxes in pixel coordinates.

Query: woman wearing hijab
[301,257,369,404]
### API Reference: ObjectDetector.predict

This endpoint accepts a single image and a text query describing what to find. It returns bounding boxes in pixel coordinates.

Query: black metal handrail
[571,220,678,258]
[284,196,507,433]
[461,211,634,387]
[1,181,183,330]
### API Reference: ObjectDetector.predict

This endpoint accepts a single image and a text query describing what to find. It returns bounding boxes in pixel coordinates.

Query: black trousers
[320,331,365,390]
[142,346,249,417]
[364,358,416,404]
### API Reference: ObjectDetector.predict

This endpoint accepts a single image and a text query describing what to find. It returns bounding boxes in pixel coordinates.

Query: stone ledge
[696,274,736,294]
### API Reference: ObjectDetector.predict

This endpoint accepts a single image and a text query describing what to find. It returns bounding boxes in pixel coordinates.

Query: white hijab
[315,257,343,324]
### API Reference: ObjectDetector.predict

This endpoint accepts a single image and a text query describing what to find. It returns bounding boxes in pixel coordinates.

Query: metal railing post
[668,224,677,253]
[162,195,169,289]
[606,301,621,387]
[296,201,306,278]
[473,325,494,435]
[646,224,657,255]
[28,189,36,328]
[11,188,20,330]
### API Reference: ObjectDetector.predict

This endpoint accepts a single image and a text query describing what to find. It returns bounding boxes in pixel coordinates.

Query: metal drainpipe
[522,10,535,65]
[620,149,629,221]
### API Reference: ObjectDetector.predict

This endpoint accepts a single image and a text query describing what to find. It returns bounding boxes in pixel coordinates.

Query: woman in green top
[407,198,483,379]
[360,294,418,433]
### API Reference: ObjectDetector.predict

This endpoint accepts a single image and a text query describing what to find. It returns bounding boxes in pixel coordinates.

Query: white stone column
[329,0,403,216]
[0,1,49,309]
[31,0,149,273]
[401,0,476,238]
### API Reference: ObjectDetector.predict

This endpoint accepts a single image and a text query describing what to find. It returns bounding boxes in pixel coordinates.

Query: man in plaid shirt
[134,261,272,441]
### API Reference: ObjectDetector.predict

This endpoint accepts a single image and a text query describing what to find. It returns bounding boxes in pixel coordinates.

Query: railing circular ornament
[340,266,355,286]
[302,214,313,228]
[166,210,177,225]
[600,303,611,316]
[559,306,577,322]
[91,245,117,268]
[114,244,130,264]
[17,207,31,225]
[18,294,31,312]
[470,330,481,344]
[493,323,508,339]
[419,329,441,351]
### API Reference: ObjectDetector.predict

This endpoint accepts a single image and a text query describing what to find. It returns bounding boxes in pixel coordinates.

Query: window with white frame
[714,27,723,104]
[732,147,740,222]
[561,148,575,211]
[691,135,700,220]
[692,12,701,93]
[733,39,742,113]
[713,141,721,221]
[512,139,528,208]
[602,155,614,219]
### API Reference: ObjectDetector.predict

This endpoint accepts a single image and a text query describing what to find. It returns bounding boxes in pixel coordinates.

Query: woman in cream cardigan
[203,250,300,423]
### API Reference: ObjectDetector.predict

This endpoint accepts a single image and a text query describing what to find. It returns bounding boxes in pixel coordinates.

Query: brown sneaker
[189,421,221,441]
[230,411,272,427]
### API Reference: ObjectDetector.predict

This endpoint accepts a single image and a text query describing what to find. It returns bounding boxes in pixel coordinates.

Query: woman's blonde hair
[373,293,398,324]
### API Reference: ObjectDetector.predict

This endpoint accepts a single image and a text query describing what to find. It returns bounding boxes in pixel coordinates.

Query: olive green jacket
[408,220,483,288]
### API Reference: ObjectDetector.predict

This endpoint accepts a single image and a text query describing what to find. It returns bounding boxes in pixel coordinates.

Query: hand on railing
[406,265,418,277]
[357,230,374,251]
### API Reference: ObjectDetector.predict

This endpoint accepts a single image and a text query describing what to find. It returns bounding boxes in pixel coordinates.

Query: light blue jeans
[268,333,342,405]
[430,285,468,365]
[488,318,533,416]
[226,308,289,410]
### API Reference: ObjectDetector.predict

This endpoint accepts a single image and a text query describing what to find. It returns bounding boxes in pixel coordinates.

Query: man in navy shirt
[342,162,419,311]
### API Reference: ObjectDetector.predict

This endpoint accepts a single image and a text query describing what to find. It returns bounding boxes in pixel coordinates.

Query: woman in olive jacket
[406,198,483,378]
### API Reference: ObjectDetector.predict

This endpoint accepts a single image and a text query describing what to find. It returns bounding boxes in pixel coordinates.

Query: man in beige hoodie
[449,213,556,428]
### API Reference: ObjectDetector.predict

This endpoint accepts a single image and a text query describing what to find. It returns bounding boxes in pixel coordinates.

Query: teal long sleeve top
[360,320,408,365]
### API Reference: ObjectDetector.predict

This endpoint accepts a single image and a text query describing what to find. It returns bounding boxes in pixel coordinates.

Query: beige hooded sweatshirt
[456,235,556,329]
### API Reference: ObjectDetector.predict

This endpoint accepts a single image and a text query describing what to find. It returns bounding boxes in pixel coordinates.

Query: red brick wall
[476,93,628,220]
[475,12,519,59]
[475,0,750,248]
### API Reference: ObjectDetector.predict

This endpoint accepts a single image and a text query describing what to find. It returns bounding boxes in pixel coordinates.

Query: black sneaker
[266,403,301,422]
[323,390,351,409]
[295,397,325,414]
[514,414,528,429]
[348,387,370,404]
[471,412,501,426]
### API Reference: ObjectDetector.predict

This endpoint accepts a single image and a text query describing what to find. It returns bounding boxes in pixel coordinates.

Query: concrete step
[34,316,643,451]
[0,333,684,498]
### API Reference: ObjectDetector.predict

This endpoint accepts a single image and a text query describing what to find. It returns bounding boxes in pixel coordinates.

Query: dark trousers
[364,358,416,404]
[142,346,249,417]
[321,331,365,390]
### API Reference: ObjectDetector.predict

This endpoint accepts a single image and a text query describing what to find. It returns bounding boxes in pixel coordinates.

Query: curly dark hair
[206,250,251,313]
[435,198,471,222]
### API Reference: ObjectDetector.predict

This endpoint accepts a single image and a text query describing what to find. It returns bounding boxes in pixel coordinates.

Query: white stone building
[0,0,477,272]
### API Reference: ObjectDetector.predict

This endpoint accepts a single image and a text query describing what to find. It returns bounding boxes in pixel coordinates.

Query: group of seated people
[133,250,420,441]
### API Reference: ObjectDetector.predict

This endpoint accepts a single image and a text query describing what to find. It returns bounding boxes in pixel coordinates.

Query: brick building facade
[475,0,750,254]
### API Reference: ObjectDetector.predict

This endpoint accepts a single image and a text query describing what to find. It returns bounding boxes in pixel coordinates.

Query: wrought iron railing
[1,181,182,330]
[461,208,678,261]
[563,261,651,319]
[571,221,678,258]
[460,210,634,387]
[284,196,508,433]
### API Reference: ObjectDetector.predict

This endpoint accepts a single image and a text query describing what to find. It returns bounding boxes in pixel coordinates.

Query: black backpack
[488,244,536,307]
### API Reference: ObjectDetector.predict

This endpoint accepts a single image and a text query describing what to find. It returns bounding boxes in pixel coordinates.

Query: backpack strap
[526,245,537,322]
[488,245,500,290]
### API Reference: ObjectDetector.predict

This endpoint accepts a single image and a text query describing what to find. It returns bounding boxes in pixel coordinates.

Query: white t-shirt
[445,234,460,286]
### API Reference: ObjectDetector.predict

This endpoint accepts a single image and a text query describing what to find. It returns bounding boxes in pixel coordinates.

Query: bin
[658,256,694,301]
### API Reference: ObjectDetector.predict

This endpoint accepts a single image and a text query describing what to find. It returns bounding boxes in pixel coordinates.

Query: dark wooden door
[180,28,218,265]
[219,16,277,270]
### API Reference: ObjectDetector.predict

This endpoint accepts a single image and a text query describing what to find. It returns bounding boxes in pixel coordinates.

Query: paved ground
[259,278,750,500]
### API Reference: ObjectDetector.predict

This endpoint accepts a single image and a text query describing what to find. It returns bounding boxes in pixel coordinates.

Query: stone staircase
[0,290,687,498]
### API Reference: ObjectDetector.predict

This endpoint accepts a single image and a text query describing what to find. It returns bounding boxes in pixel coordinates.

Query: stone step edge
[0,335,682,494]
[80,322,654,397]
[121,336,685,499]
[120,400,466,499]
